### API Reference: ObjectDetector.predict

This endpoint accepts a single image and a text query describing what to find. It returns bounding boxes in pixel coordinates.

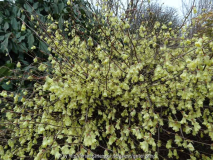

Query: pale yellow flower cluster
[0,7,213,160]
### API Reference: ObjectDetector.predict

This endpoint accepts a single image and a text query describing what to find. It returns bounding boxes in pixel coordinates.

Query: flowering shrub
[192,11,213,38]
[0,3,213,160]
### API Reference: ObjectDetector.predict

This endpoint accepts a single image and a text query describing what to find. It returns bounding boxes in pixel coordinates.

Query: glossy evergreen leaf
[20,59,29,65]
[33,2,39,9]
[52,3,59,14]
[0,36,4,41]
[39,40,50,54]
[0,17,3,24]
[58,2,64,13]
[4,22,9,32]
[58,15,63,30]
[11,18,18,31]
[18,36,25,43]
[0,65,12,77]
[1,37,8,52]
[5,32,12,39]
[27,33,34,49]
[17,8,21,17]
[12,6,18,16]
[20,14,25,21]
[24,3,33,13]
[1,83,12,91]
[16,32,21,39]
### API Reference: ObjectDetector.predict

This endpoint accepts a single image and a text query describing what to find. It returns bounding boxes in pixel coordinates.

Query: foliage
[0,0,95,92]
[1,1,213,160]
[192,11,213,38]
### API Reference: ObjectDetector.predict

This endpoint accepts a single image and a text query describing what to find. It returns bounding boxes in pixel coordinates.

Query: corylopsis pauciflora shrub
[0,3,213,160]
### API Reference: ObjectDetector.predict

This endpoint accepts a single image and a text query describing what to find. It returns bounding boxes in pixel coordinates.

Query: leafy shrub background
[0,0,96,91]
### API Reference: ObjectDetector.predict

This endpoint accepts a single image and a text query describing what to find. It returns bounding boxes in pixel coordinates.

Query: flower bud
[67,0,71,5]
[17,62,21,68]
[21,23,26,31]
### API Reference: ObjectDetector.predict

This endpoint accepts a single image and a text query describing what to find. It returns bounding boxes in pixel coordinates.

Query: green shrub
[0,0,95,91]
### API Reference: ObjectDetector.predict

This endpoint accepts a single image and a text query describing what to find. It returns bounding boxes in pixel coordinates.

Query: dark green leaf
[33,2,39,9]
[5,63,15,69]
[73,4,78,15]
[24,65,36,72]
[4,22,9,32]
[12,6,18,16]
[27,33,34,48]
[39,40,50,54]
[16,32,21,39]
[63,8,68,13]
[0,66,11,77]
[44,5,49,12]
[1,83,12,91]
[5,33,12,39]
[58,2,64,13]
[58,15,63,30]
[18,43,28,53]
[21,15,25,21]
[18,36,25,43]
[11,43,18,53]
[24,4,33,13]
[39,16,45,22]
[20,60,29,65]
[0,36,4,41]
[5,10,10,16]
[52,4,59,14]
[36,8,42,14]
[17,8,21,17]
[8,41,12,52]
[1,37,9,52]
[11,18,18,31]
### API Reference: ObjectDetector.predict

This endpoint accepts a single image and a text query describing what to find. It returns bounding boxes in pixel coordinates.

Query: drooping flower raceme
[0,5,213,160]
